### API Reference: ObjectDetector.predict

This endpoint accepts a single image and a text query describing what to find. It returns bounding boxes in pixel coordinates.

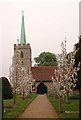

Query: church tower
[14,11,31,73]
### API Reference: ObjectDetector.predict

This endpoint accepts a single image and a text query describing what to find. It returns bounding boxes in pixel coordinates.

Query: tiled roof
[31,66,58,82]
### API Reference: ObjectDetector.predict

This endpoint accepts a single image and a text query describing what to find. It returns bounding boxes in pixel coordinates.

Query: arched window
[21,51,23,58]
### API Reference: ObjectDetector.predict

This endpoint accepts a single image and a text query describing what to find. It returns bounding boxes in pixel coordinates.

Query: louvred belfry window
[21,51,23,58]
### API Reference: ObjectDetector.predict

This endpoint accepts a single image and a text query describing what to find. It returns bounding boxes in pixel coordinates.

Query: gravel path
[19,94,58,118]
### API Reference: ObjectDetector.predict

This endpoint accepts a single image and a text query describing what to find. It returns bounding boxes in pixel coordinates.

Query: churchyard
[3,93,79,119]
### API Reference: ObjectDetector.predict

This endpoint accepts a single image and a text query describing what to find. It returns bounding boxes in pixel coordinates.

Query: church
[14,11,57,95]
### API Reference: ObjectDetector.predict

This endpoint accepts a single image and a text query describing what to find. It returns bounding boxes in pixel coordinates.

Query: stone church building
[14,11,57,95]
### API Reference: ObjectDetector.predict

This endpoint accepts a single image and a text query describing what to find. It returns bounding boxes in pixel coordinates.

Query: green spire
[20,11,26,45]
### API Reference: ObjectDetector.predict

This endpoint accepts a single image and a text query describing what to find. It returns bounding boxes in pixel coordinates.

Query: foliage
[52,41,79,102]
[4,93,37,119]
[52,40,80,114]
[75,37,81,91]
[74,36,81,119]
[9,47,23,104]
[34,52,58,66]
[0,77,13,100]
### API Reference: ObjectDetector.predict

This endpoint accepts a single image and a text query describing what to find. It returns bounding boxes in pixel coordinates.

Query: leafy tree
[34,52,58,66]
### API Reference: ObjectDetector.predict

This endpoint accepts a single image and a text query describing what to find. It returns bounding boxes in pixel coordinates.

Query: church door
[37,82,47,94]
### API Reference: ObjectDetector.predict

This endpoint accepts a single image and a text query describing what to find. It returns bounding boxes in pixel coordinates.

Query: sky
[0,0,80,78]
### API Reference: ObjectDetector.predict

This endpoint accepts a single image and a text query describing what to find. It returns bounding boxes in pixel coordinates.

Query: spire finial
[22,10,24,16]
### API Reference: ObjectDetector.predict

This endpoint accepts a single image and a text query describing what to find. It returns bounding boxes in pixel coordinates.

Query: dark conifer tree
[75,36,81,119]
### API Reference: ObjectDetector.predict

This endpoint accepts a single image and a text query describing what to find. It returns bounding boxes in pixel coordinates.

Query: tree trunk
[22,89,25,100]
[59,96,62,113]
[13,92,16,105]
[66,92,70,104]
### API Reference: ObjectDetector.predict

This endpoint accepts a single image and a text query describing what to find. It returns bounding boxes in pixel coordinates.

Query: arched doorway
[37,82,47,94]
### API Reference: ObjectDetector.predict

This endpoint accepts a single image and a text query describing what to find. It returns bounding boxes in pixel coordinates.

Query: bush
[0,77,13,99]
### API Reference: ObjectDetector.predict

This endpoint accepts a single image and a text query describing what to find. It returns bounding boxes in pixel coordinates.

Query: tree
[9,48,22,105]
[34,52,58,66]
[52,40,79,113]
[19,68,33,99]
[74,36,81,119]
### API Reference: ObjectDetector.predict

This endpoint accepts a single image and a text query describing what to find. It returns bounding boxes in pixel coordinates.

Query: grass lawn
[3,93,37,119]
[47,95,79,119]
